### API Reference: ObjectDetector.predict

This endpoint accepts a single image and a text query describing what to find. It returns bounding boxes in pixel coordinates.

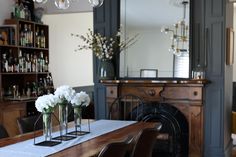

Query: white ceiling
[122,0,190,28]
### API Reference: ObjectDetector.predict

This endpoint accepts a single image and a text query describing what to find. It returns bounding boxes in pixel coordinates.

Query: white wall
[0,1,14,25]
[120,27,174,77]
[233,5,236,81]
[42,13,94,88]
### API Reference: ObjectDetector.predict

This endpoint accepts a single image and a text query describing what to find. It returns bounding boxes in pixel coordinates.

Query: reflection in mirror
[120,0,190,78]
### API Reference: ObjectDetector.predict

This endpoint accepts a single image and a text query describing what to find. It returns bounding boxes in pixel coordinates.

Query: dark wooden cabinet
[0,19,51,136]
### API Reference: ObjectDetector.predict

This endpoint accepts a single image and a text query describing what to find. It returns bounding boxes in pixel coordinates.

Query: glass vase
[42,112,52,141]
[98,59,115,80]
[59,104,68,135]
[74,106,82,131]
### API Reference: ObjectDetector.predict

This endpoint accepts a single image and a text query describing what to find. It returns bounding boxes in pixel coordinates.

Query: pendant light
[33,0,48,4]
[33,0,104,10]
[161,0,189,56]
[88,0,104,8]
[54,0,70,9]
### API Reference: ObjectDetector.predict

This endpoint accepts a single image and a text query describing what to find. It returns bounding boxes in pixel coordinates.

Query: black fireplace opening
[130,102,189,157]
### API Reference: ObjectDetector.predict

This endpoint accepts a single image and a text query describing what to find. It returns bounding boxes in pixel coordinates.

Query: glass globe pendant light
[88,0,104,8]
[55,0,70,9]
[33,0,48,4]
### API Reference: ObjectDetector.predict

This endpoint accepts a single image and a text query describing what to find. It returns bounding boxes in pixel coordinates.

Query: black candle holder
[68,119,91,136]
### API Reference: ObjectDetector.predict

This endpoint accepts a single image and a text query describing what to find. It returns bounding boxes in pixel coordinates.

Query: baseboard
[204,140,232,157]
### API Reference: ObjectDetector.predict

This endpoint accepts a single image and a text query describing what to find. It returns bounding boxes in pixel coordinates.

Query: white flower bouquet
[54,85,76,104]
[35,94,59,113]
[71,91,90,107]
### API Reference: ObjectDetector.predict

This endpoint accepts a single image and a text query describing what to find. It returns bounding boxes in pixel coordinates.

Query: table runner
[0,120,136,157]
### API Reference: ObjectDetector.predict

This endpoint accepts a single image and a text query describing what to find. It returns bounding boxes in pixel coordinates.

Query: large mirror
[120,0,190,78]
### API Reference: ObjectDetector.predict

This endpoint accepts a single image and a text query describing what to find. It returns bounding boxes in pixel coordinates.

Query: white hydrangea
[71,91,90,107]
[35,94,58,113]
[54,85,76,103]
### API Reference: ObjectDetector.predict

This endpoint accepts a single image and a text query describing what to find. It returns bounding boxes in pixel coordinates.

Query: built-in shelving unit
[0,18,53,136]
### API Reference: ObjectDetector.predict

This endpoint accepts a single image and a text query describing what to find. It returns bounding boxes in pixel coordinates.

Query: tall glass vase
[74,106,82,131]
[98,59,115,80]
[43,112,52,141]
[59,104,68,135]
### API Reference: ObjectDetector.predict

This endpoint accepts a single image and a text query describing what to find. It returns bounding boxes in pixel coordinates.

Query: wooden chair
[17,115,43,134]
[131,126,161,157]
[0,124,9,139]
[98,136,134,157]
[108,94,145,121]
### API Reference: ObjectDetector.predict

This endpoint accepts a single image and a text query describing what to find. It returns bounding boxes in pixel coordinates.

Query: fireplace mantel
[101,79,209,157]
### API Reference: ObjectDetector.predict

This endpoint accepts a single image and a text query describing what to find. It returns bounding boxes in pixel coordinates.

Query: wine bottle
[40,30,46,48]
[35,27,40,48]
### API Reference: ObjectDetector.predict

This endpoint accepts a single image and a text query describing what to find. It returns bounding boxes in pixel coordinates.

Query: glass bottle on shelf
[39,52,45,72]
[40,30,46,48]
[37,54,41,72]
[37,77,44,96]
[32,54,37,72]
[28,25,33,47]
[14,57,19,72]
[26,82,31,97]
[24,6,30,21]
[8,49,14,72]
[23,24,29,47]
[46,73,54,92]
[44,56,49,72]
[20,24,25,46]
[28,7,31,21]
[26,53,31,72]
[19,2,25,19]
[22,53,27,72]
[2,54,8,72]
[14,1,20,19]
[11,2,16,18]
[18,50,23,72]
[32,82,37,97]
[35,27,40,48]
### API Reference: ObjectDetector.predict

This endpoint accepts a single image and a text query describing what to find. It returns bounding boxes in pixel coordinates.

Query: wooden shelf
[4,18,48,27]
[0,45,49,51]
[18,46,49,51]
[0,45,18,48]
[1,72,49,75]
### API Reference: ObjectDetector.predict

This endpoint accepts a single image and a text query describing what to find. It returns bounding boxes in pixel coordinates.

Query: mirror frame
[116,0,193,80]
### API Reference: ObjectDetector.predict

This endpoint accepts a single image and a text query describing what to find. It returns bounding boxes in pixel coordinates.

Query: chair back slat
[98,135,134,157]
[109,94,145,121]
[131,127,160,157]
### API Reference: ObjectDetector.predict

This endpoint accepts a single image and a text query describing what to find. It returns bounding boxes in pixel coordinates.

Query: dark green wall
[93,0,233,156]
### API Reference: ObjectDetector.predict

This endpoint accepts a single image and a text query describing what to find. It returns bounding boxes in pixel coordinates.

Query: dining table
[0,120,157,157]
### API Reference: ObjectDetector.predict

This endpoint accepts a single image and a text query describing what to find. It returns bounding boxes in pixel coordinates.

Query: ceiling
[122,0,190,28]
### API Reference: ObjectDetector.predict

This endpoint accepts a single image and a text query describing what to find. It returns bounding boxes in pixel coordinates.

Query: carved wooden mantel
[101,79,209,157]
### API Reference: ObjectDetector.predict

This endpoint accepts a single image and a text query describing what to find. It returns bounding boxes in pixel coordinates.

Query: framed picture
[226,27,234,65]
[140,69,158,78]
